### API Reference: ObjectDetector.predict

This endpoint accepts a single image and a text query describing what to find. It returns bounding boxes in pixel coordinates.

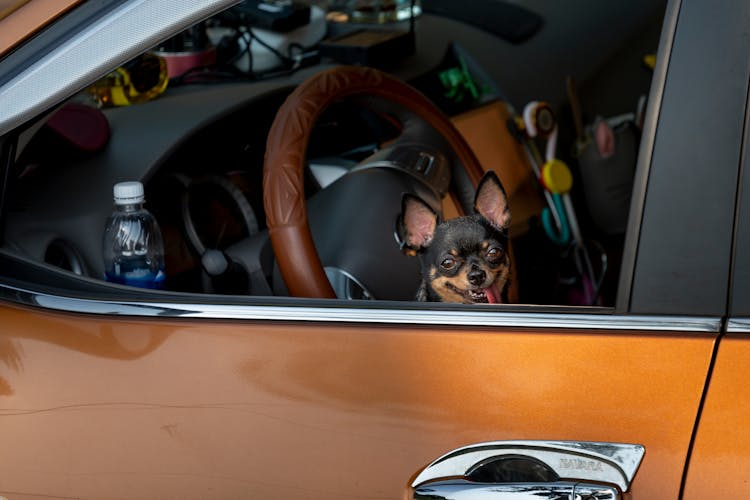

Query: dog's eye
[486,247,502,260]
[440,256,457,270]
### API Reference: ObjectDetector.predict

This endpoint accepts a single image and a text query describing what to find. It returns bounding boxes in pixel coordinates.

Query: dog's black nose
[468,268,486,286]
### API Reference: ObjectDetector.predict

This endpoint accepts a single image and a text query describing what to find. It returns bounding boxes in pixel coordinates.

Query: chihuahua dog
[400,171,511,303]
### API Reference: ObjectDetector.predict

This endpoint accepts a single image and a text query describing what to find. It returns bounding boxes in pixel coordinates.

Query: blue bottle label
[105,269,165,289]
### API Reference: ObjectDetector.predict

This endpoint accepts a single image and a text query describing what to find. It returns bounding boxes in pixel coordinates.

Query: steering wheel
[263,65,486,298]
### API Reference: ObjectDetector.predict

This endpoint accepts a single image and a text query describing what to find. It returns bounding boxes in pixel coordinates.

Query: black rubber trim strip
[0,134,16,246]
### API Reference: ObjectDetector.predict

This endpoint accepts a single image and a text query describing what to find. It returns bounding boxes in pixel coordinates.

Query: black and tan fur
[400,171,511,303]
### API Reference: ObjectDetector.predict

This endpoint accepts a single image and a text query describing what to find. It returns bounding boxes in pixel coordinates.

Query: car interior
[0,0,668,307]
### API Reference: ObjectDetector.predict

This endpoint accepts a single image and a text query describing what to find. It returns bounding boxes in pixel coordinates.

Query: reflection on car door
[0,299,718,498]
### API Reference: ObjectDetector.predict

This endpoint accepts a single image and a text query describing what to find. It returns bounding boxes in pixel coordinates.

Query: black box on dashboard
[231,1,311,32]
[319,29,415,67]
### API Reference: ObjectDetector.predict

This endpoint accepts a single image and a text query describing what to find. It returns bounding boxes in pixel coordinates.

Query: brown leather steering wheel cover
[263,66,485,298]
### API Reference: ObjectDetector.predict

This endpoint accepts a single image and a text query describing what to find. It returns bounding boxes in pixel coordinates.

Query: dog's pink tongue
[486,283,501,304]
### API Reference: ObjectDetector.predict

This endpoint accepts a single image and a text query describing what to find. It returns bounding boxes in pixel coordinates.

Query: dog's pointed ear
[399,193,438,255]
[474,171,511,230]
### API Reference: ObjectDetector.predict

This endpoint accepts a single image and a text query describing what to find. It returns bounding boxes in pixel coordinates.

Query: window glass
[730,110,750,317]
[0,0,668,307]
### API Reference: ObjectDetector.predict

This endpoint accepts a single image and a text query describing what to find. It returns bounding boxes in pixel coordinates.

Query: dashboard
[5,71,454,300]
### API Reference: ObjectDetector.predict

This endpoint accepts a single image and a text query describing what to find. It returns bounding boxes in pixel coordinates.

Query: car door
[0,295,718,499]
[0,0,745,499]
[681,16,750,495]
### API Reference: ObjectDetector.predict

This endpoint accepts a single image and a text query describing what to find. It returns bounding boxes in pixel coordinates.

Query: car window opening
[0,0,667,310]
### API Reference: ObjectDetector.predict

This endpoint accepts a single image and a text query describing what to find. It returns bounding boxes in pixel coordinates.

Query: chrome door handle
[414,480,619,499]
[411,441,645,500]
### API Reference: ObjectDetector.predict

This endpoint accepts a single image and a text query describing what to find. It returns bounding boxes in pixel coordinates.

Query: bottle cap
[113,181,145,204]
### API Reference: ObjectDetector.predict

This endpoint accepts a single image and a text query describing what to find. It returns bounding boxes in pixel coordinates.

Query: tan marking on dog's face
[455,265,474,288]
[428,251,511,303]
[430,275,472,303]
[428,265,438,279]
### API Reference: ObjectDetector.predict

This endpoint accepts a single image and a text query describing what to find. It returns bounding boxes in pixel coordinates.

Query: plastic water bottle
[102,181,166,289]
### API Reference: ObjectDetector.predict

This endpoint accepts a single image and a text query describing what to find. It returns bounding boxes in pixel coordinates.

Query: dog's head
[400,171,511,303]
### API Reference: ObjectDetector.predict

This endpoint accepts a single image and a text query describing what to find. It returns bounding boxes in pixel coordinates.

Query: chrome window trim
[727,319,750,333]
[0,282,721,332]
[0,0,239,136]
